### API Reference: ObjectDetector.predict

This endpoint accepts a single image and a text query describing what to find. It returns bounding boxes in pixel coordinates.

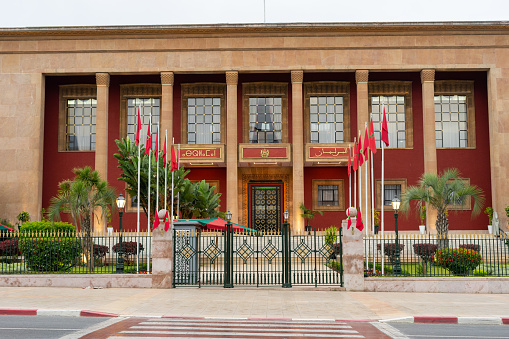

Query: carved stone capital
[291,70,304,84]
[96,73,110,87]
[226,71,238,85]
[161,72,174,85]
[355,70,369,84]
[421,69,435,83]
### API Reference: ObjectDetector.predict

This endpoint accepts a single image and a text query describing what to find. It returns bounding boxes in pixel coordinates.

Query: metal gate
[173,224,343,288]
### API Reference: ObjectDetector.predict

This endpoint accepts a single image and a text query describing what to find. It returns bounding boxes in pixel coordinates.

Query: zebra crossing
[103,317,381,338]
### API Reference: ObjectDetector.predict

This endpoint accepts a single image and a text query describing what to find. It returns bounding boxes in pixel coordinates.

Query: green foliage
[484,207,493,224]
[179,179,222,219]
[505,206,509,218]
[413,243,438,263]
[19,236,82,272]
[20,221,75,234]
[377,243,405,264]
[16,211,30,226]
[435,248,482,275]
[373,210,380,227]
[473,269,487,277]
[0,218,14,228]
[402,168,485,243]
[420,205,426,224]
[324,226,338,245]
[299,203,323,229]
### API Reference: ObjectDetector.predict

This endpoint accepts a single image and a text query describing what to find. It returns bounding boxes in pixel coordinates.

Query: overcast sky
[2,0,508,28]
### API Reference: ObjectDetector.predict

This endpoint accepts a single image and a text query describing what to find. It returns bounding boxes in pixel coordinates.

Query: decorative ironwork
[250,184,281,233]
[262,240,278,264]
[181,242,196,261]
[319,243,334,259]
[236,239,253,264]
[295,239,311,263]
[204,240,220,264]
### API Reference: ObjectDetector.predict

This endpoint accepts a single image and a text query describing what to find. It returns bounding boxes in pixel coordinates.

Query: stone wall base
[365,277,509,294]
[0,274,166,288]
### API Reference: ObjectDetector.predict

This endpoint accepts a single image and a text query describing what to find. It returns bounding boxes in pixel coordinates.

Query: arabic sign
[309,147,348,159]
[180,147,222,160]
[242,147,288,159]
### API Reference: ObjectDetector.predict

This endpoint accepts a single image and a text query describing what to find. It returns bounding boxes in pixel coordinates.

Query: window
[58,85,97,152]
[312,179,345,211]
[243,83,289,144]
[435,81,475,148]
[126,98,160,149]
[375,179,407,209]
[446,178,472,211]
[369,82,413,149]
[120,84,161,149]
[304,82,350,143]
[182,83,226,145]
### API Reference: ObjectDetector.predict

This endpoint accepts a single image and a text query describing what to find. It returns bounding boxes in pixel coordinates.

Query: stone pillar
[226,71,239,223]
[94,73,110,232]
[341,217,365,291]
[160,72,174,148]
[355,70,371,233]
[151,214,173,288]
[291,71,305,233]
[421,69,438,232]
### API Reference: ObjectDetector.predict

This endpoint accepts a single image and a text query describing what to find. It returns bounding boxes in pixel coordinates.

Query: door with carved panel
[248,182,283,233]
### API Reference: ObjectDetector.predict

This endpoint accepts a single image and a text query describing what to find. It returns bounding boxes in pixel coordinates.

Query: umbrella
[0,224,15,231]
[198,218,244,232]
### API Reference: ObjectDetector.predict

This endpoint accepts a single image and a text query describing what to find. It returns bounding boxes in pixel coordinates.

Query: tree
[115,138,222,221]
[48,166,116,272]
[299,203,323,232]
[402,168,484,248]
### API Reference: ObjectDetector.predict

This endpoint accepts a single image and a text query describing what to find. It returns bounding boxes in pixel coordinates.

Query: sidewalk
[0,286,508,321]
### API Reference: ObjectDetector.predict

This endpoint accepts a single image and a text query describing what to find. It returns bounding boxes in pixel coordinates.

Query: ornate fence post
[341,216,365,291]
[151,214,173,288]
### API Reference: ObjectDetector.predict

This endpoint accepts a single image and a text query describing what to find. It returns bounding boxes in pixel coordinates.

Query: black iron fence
[173,227,343,288]
[0,231,151,274]
[364,233,509,277]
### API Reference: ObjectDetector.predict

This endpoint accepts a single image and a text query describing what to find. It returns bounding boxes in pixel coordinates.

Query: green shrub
[435,248,482,275]
[324,226,338,245]
[377,243,405,264]
[19,236,82,272]
[473,269,487,277]
[20,221,75,234]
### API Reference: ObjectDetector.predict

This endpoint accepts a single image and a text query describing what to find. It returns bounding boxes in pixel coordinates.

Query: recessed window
[66,98,97,151]
[369,81,413,149]
[248,97,283,143]
[187,97,221,144]
[126,98,160,149]
[375,179,407,209]
[312,179,344,211]
[383,184,401,206]
[434,81,475,149]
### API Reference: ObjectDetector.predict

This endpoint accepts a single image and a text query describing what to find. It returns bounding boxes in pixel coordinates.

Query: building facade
[0,22,506,233]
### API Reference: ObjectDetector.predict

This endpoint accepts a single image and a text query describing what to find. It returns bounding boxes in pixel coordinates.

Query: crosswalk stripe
[139,321,353,328]
[119,330,365,338]
[154,318,348,325]
[131,325,359,333]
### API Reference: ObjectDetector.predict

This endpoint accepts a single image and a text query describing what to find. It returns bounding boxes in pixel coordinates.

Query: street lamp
[282,210,291,288]
[391,197,402,275]
[224,210,233,288]
[116,194,126,273]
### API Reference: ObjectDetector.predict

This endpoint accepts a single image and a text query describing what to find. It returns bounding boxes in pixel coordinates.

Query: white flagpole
[358,131,362,216]
[171,138,175,226]
[144,115,151,274]
[381,101,385,276]
[177,143,180,219]
[136,105,141,274]
[349,145,351,208]
[156,125,160,217]
[164,130,168,213]
[354,137,357,210]
[365,123,369,237]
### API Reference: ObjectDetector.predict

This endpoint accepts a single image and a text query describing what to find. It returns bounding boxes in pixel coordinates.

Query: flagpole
[349,145,351,208]
[381,101,385,276]
[136,106,141,275]
[365,123,369,237]
[354,137,357,210]
[171,138,175,227]
[177,143,180,219]
[156,126,159,218]
[164,130,168,213]
[144,115,151,274]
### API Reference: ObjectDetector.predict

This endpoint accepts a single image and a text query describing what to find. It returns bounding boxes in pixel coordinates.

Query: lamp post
[282,210,291,288]
[391,197,402,275]
[224,210,233,288]
[116,194,126,273]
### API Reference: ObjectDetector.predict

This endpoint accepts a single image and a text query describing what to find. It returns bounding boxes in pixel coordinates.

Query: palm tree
[48,167,116,272]
[299,203,323,233]
[402,168,485,248]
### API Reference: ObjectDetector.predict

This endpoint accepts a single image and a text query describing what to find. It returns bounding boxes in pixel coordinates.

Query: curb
[381,316,509,325]
[0,309,118,317]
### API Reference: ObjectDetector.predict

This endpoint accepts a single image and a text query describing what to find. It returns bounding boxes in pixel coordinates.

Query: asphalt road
[384,323,509,339]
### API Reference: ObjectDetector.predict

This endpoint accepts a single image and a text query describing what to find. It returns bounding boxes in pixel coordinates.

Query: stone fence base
[0,274,170,288]
[365,277,509,294]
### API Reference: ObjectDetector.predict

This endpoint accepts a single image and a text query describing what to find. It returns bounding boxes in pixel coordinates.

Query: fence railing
[364,233,509,277]
[0,231,151,274]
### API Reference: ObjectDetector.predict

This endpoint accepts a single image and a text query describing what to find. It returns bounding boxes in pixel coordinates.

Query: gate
[173,224,343,288]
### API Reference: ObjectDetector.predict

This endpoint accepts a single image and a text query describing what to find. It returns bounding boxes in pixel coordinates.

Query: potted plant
[419,205,426,235]
[299,203,323,233]
[106,209,113,235]
[484,207,493,234]
[373,210,380,234]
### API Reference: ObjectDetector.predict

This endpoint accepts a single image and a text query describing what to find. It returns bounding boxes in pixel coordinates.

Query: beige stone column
[355,70,371,232]
[160,72,174,148]
[94,73,109,232]
[226,71,239,223]
[421,69,437,232]
[291,71,305,233]
[151,215,173,288]
[341,218,365,291]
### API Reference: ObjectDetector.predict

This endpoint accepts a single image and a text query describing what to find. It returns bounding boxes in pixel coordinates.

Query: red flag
[153,210,160,230]
[347,147,351,176]
[363,127,369,160]
[347,209,352,229]
[356,207,364,232]
[163,135,167,168]
[170,144,178,172]
[352,140,358,171]
[154,126,159,161]
[381,104,389,147]
[164,210,170,231]
[369,118,377,154]
[145,118,152,155]
[357,135,364,167]
[135,107,142,147]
